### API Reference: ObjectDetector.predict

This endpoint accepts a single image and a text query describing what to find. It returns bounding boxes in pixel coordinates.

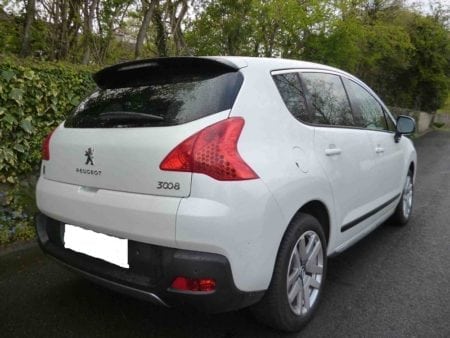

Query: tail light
[160,117,258,181]
[42,129,55,161]
[171,277,216,292]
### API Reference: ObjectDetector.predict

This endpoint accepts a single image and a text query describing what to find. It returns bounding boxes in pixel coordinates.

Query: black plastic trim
[52,256,170,307]
[341,194,401,232]
[36,213,264,313]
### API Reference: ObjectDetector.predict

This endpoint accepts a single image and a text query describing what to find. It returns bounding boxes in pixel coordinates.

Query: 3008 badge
[157,181,180,190]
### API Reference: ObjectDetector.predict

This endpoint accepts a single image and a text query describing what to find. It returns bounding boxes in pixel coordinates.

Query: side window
[272,73,310,122]
[300,73,355,127]
[342,78,388,131]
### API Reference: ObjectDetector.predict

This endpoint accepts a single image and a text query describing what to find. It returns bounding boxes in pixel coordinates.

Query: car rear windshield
[65,72,243,128]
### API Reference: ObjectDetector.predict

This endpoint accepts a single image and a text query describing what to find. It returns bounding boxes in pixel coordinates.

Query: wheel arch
[288,200,331,248]
[257,199,330,328]
[406,157,417,185]
[405,142,417,184]
[409,161,415,174]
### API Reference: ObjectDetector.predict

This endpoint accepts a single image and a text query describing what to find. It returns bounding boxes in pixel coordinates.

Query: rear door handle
[325,148,342,156]
[375,146,385,154]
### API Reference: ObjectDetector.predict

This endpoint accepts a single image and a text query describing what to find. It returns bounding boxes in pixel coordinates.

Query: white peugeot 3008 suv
[36,57,417,332]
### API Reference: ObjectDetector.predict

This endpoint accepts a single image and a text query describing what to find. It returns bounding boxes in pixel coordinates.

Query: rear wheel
[251,213,327,332]
[391,170,414,225]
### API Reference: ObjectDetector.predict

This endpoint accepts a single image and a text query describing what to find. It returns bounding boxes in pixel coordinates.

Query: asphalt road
[1,131,450,338]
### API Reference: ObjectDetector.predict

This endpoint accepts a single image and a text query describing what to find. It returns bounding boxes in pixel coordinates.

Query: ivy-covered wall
[0,56,97,244]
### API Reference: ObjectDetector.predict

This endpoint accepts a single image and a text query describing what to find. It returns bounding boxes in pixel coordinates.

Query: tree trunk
[265,22,278,57]
[82,0,90,64]
[135,0,157,59]
[82,0,98,64]
[19,0,36,58]
[66,0,82,61]
[171,0,188,55]
[153,2,167,57]
[56,0,68,60]
[49,0,59,60]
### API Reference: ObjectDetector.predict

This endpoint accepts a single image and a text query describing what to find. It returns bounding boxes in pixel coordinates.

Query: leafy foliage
[185,0,450,112]
[0,207,36,245]
[0,56,97,244]
[0,56,97,184]
[1,1,448,112]
[401,14,450,111]
[0,176,38,245]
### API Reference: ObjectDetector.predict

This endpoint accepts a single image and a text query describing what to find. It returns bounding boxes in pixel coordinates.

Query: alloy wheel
[402,175,413,218]
[286,230,324,316]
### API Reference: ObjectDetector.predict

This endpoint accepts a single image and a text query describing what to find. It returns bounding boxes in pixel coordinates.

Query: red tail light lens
[42,129,55,161]
[160,117,258,181]
[171,277,216,292]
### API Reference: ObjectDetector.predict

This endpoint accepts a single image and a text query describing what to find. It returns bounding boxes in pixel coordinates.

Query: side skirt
[341,194,401,232]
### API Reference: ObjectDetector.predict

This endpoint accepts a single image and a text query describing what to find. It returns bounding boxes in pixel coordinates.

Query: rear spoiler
[93,57,242,89]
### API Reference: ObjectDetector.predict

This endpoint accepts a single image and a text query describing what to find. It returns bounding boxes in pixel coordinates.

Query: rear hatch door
[43,57,244,197]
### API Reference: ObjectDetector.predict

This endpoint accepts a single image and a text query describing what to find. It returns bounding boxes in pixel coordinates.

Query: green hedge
[0,56,97,244]
[0,56,97,183]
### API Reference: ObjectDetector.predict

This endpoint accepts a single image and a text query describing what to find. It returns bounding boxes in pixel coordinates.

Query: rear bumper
[36,175,287,292]
[36,213,264,313]
[36,177,180,248]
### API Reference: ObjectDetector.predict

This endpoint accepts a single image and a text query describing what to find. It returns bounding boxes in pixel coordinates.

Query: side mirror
[395,115,416,143]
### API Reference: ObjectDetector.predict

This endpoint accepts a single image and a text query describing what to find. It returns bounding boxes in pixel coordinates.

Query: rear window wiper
[98,111,164,121]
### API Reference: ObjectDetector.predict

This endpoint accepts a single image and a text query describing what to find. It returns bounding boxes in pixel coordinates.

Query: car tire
[251,213,327,332]
[391,170,414,225]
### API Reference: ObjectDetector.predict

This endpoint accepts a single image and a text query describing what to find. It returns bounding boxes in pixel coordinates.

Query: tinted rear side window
[272,73,310,122]
[65,72,243,128]
[300,73,355,127]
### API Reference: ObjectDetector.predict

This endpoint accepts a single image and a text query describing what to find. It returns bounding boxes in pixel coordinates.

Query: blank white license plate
[64,224,129,269]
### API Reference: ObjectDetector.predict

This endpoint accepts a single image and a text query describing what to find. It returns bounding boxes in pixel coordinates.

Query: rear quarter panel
[229,66,339,255]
